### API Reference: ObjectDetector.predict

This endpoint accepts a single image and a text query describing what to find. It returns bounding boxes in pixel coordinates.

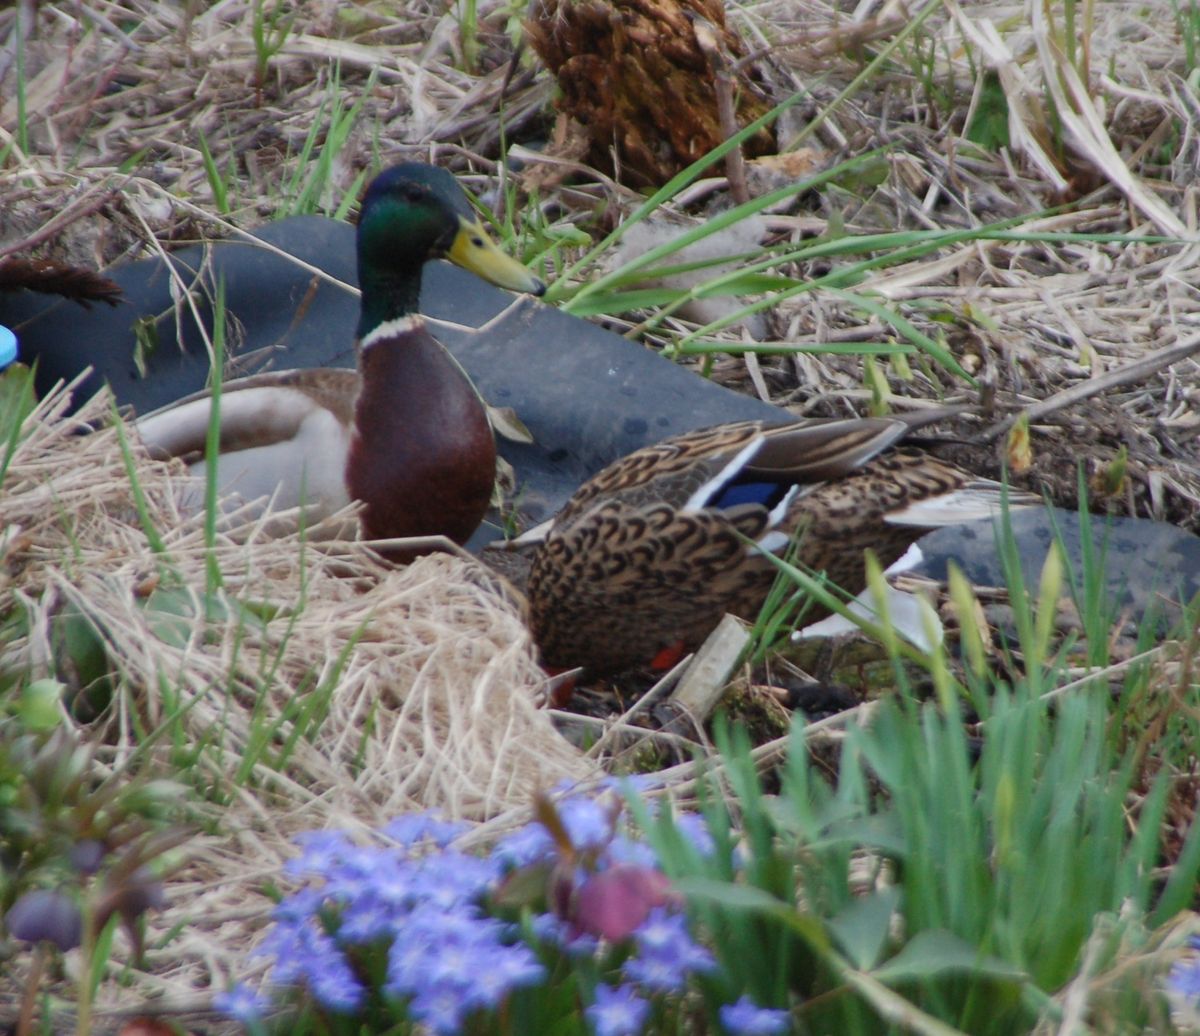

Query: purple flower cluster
[503,795,723,1035]
[216,792,772,1036]
[492,792,619,869]
[249,816,545,1032]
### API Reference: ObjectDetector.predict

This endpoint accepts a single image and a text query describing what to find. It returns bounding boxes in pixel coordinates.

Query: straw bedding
[4,0,1200,1017]
[0,380,595,1015]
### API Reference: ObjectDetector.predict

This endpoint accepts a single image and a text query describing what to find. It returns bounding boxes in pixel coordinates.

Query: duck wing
[135,369,358,518]
[136,369,358,463]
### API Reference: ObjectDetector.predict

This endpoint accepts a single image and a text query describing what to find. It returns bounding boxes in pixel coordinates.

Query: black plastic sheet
[5,215,1197,622]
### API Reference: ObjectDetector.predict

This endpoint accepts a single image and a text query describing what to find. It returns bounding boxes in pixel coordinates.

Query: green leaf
[142,587,211,648]
[492,861,554,911]
[675,877,831,950]
[828,288,974,383]
[565,288,691,316]
[873,930,1027,984]
[679,340,913,358]
[765,798,907,857]
[695,272,796,295]
[141,586,270,649]
[676,876,789,911]
[58,607,112,693]
[1149,799,1200,926]
[829,887,900,970]
[0,363,37,489]
[19,679,65,732]
[965,71,1011,151]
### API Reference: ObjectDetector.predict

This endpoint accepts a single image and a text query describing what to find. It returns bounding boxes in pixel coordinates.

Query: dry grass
[0,383,595,1018]
[4,0,1200,523]
[3,0,1200,1022]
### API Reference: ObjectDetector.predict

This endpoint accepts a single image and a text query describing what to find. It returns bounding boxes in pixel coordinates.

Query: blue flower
[462,943,546,1010]
[493,820,556,868]
[557,796,616,850]
[285,830,355,877]
[1168,941,1200,1034]
[529,912,601,956]
[250,798,718,1029]
[672,811,717,857]
[213,982,270,1023]
[429,850,501,901]
[605,834,660,870]
[336,893,398,944]
[585,982,650,1036]
[383,810,467,849]
[622,907,715,991]
[386,907,541,1022]
[253,919,313,983]
[254,913,365,1011]
[623,950,691,992]
[495,795,619,870]
[529,912,570,944]
[308,960,366,1014]
[426,936,494,989]
[409,985,469,1034]
[268,887,324,925]
[719,995,791,1035]
[633,907,692,955]
[351,858,413,911]
[603,773,655,795]
[385,926,438,994]
[1169,954,1200,1001]
[384,899,538,1016]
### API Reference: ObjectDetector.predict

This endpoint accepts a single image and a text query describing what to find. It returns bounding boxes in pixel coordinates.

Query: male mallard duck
[136,163,544,549]
[523,411,1038,675]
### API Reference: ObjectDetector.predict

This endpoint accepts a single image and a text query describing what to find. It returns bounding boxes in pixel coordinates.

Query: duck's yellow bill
[450,217,546,297]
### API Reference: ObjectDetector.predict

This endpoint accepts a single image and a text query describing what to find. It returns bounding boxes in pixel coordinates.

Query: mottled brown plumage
[526,412,1034,675]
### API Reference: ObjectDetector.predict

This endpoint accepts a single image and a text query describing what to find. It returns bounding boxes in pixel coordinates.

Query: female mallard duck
[136,163,544,550]
[523,411,1038,675]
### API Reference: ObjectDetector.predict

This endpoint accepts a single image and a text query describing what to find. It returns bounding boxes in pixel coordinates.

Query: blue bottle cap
[0,325,16,370]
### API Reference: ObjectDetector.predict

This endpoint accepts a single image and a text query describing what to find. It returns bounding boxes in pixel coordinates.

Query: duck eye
[402,184,424,203]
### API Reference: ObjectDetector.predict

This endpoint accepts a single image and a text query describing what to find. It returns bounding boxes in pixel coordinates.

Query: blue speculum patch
[713,478,790,511]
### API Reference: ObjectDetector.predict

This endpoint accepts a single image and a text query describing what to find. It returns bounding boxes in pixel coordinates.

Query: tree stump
[526,0,776,187]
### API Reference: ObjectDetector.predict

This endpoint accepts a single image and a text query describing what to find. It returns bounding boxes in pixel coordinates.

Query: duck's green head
[356,163,544,328]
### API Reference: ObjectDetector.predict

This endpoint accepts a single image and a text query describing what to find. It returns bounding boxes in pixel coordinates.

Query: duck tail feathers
[884,481,1041,528]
